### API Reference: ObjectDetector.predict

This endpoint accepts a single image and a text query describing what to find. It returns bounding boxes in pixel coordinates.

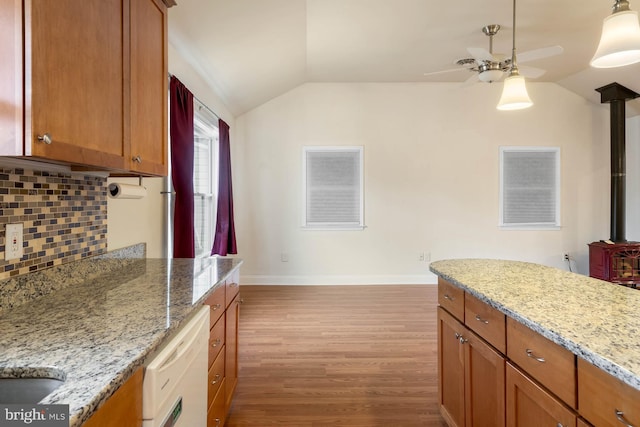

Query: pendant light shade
[497,73,533,110]
[496,0,533,110]
[591,7,640,68]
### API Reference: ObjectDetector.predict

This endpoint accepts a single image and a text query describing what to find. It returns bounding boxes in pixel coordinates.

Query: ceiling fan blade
[519,65,546,79]
[518,45,564,63]
[423,67,467,76]
[467,47,493,62]
[461,73,479,87]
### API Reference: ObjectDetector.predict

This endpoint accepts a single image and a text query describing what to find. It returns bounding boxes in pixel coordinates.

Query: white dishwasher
[143,306,209,427]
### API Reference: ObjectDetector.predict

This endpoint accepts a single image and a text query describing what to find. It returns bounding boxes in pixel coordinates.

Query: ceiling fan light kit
[591,0,640,68]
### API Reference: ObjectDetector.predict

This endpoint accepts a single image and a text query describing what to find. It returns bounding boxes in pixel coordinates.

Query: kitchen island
[430,258,640,426]
[0,255,242,427]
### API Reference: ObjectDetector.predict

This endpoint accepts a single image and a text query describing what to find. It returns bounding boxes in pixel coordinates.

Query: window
[303,146,364,230]
[193,103,219,257]
[500,147,560,229]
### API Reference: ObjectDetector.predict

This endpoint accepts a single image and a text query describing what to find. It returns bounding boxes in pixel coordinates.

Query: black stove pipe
[596,83,639,243]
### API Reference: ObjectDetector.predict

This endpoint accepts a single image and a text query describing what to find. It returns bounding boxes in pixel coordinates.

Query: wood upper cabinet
[129,0,167,175]
[438,307,505,427]
[25,0,127,169]
[1,0,167,175]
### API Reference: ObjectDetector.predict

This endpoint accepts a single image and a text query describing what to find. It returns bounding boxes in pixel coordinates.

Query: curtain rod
[168,72,220,122]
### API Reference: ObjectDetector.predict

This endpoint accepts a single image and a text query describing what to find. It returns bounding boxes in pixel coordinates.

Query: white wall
[233,82,611,284]
[107,44,236,258]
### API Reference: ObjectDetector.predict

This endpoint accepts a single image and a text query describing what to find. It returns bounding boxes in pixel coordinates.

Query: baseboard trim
[240,274,438,285]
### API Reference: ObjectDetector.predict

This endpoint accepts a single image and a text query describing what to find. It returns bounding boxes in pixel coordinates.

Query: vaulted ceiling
[168,0,640,117]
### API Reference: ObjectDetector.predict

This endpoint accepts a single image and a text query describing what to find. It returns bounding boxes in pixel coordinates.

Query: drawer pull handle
[132,155,142,163]
[212,303,221,311]
[211,338,221,348]
[211,374,221,385]
[615,409,634,427]
[525,349,545,363]
[556,424,565,427]
[215,418,221,427]
[475,314,489,324]
[444,294,455,301]
[454,332,468,344]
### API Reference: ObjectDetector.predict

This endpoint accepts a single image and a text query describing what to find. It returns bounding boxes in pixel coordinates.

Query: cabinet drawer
[578,358,640,427]
[207,378,227,427]
[507,318,576,408]
[204,284,226,328]
[438,278,464,321]
[225,271,240,309]
[506,363,576,427]
[464,293,506,354]
[209,317,225,366]
[208,346,226,406]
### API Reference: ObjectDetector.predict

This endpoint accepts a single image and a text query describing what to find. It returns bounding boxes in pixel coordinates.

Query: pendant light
[497,0,533,110]
[591,0,640,68]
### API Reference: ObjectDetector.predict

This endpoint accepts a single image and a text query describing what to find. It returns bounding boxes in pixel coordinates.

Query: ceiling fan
[424,24,564,85]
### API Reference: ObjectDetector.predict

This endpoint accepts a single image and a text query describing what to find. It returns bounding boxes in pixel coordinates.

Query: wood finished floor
[226,285,447,427]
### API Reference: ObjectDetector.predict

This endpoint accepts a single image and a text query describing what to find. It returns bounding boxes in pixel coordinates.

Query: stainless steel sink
[0,377,64,403]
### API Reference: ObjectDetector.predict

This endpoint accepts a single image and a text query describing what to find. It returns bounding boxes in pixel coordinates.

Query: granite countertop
[0,256,243,427]
[429,259,640,392]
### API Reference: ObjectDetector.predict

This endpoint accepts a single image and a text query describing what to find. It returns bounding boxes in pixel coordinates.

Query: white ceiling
[168,0,640,117]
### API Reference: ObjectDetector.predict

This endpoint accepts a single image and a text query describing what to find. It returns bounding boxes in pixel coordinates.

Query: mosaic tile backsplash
[0,167,107,280]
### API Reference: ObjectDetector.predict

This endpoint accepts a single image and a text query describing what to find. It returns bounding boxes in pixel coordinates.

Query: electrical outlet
[418,252,425,262]
[281,252,289,262]
[564,253,570,261]
[5,223,24,260]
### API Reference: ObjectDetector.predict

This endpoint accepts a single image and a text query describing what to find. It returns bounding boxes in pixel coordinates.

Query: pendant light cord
[511,0,518,73]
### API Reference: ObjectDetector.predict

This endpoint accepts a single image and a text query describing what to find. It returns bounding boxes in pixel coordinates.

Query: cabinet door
[465,329,505,427]
[578,358,640,427]
[129,0,168,176]
[0,0,23,154]
[506,363,576,427]
[438,307,465,427]
[225,293,240,412]
[25,0,126,169]
[83,368,142,427]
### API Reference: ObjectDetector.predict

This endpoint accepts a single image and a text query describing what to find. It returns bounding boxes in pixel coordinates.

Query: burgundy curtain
[211,119,237,256]
[170,76,195,258]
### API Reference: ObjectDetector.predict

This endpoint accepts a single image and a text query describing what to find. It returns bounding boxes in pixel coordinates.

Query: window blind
[501,149,559,226]
[304,148,363,228]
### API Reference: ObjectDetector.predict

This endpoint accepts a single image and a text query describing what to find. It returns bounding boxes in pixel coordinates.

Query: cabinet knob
[454,332,468,344]
[212,303,221,311]
[36,133,53,144]
[615,409,634,427]
[444,294,455,301]
[132,155,142,163]
[215,418,221,427]
[211,374,221,385]
[525,348,546,363]
[239,298,244,304]
[211,338,221,348]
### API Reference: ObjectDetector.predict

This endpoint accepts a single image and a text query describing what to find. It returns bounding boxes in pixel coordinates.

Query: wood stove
[588,83,640,288]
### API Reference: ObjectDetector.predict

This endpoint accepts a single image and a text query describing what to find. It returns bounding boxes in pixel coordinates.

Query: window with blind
[193,105,219,257]
[499,147,560,229]
[303,146,364,230]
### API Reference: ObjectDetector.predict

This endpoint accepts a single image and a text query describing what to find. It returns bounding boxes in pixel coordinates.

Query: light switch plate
[5,223,23,260]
